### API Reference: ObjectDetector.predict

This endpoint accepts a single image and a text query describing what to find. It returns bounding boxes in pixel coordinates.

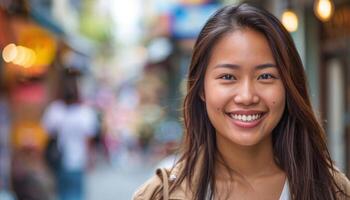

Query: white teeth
[230,113,262,122]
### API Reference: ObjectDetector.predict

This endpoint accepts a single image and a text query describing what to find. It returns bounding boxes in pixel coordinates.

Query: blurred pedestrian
[42,72,97,200]
[133,3,350,200]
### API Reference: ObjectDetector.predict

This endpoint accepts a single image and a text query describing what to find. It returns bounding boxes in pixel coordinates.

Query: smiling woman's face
[203,28,286,148]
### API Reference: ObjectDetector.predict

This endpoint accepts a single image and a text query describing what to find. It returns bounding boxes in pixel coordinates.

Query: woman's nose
[233,80,259,105]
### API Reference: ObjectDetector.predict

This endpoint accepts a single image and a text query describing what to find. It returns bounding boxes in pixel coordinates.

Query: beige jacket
[133,161,350,200]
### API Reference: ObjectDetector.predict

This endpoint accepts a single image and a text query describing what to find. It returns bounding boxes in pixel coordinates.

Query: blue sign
[170,4,220,39]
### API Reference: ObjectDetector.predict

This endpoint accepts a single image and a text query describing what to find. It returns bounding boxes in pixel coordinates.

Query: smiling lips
[227,111,266,128]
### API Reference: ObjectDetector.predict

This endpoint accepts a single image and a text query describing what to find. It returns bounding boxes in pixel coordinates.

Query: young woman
[133,3,350,200]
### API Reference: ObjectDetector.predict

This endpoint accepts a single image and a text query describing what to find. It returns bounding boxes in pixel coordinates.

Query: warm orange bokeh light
[2,43,17,63]
[314,0,334,22]
[2,44,37,68]
[282,9,298,32]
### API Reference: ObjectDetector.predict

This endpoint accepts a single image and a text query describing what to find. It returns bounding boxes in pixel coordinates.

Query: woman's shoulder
[333,168,350,199]
[132,172,163,200]
[132,162,186,200]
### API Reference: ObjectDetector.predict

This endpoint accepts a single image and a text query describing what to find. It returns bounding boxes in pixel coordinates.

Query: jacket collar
[165,148,206,198]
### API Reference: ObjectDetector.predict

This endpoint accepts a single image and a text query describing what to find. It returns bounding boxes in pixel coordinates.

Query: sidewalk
[86,159,155,200]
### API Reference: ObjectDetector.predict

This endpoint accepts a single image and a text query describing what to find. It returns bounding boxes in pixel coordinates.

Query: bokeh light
[282,9,298,32]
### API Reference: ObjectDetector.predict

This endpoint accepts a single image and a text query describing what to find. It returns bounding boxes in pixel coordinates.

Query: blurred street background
[0,0,349,199]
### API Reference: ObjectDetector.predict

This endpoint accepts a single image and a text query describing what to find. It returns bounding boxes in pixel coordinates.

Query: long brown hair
[167,3,347,200]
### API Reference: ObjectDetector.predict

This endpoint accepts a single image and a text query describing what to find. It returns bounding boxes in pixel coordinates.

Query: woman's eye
[258,73,275,80]
[220,74,235,80]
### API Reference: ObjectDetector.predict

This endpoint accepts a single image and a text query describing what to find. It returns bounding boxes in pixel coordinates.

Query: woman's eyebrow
[213,63,276,70]
[214,63,240,70]
[255,63,277,70]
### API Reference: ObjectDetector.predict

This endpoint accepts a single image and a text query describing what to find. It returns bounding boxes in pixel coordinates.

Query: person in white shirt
[42,73,97,200]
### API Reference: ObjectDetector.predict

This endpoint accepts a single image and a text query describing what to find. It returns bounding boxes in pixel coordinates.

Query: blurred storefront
[0,0,98,199]
[319,1,350,177]
[141,0,221,145]
[0,1,57,199]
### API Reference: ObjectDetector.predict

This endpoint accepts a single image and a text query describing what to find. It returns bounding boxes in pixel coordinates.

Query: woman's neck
[215,135,281,182]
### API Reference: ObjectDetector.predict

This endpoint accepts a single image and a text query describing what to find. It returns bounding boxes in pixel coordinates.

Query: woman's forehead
[207,28,275,70]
